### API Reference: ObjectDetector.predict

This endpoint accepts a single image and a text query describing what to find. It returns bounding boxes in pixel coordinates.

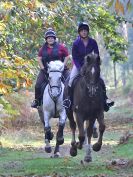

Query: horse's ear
[85,54,91,63]
[47,63,50,68]
[47,63,50,73]
[94,54,101,65]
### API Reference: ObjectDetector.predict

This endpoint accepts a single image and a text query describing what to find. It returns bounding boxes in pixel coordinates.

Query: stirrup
[63,99,71,109]
[107,101,114,107]
[31,99,40,108]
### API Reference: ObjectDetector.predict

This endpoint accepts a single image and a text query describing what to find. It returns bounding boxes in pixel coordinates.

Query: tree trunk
[113,61,117,88]
[121,64,126,87]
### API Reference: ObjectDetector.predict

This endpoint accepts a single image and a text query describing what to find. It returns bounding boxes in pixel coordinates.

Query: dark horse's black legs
[93,113,105,152]
[83,120,95,162]
[76,113,85,149]
[67,110,77,157]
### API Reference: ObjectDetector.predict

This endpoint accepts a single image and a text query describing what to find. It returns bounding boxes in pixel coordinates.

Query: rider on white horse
[31,28,70,108]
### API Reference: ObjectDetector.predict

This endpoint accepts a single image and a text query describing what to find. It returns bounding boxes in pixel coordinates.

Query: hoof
[70,146,77,157]
[77,142,82,149]
[54,152,61,158]
[93,143,101,152]
[84,156,92,163]
[45,146,52,153]
[57,137,64,145]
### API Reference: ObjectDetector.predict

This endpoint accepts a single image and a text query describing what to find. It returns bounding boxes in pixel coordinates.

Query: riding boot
[31,99,41,108]
[63,86,72,109]
[100,79,114,112]
[31,88,41,108]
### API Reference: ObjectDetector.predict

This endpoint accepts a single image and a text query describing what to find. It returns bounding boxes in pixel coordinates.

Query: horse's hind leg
[67,110,77,157]
[93,113,105,152]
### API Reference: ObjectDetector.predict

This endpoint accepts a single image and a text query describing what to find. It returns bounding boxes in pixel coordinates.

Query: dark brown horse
[65,53,105,162]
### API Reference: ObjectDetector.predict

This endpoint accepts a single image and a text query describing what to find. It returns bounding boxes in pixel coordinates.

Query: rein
[48,70,63,117]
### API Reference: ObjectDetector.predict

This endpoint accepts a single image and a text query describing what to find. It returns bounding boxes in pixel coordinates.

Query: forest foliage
[0,0,132,94]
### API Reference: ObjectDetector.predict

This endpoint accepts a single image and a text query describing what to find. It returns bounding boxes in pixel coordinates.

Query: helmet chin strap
[80,36,88,40]
[47,42,56,47]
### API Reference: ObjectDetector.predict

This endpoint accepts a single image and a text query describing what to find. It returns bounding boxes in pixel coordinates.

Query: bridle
[48,70,62,102]
[82,65,100,97]
[48,70,63,118]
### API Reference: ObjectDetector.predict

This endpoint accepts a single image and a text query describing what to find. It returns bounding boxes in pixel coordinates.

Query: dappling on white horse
[43,60,67,157]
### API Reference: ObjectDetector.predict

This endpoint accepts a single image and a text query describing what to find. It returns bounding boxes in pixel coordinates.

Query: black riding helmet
[78,22,89,33]
[45,28,56,40]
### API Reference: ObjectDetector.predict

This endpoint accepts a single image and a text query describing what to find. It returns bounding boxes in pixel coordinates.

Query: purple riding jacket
[72,36,99,69]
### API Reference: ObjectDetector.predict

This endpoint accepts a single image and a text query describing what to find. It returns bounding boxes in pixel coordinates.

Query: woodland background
[0,0,133,176]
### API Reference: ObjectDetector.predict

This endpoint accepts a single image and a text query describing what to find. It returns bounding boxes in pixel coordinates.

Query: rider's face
[79,29,89,39]
[46,36,55,45]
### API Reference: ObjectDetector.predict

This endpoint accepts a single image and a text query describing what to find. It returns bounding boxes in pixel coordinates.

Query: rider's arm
[93,40,99,55]
[60,44,71,66]
[38,47,45,70]
[72,42,81,69]
[64,55,71,66]
[38,56,44,70]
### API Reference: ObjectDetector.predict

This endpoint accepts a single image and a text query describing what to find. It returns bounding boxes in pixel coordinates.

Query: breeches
[68,65,79,87]
[35,70,47,100]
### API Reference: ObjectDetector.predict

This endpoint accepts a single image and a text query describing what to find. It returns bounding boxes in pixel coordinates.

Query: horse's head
[80,53,101,96]
[47,60,64,100]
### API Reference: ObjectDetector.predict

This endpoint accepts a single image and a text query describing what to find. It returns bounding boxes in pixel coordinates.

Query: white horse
[43,60,67,157]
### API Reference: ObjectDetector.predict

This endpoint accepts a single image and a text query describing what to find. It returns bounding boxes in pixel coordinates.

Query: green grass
[114,138,133,160]
[0,87,133,176]
[0,147,114,176]
[0,135,133,176]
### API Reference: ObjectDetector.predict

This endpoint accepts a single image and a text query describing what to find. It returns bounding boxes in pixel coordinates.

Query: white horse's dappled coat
[43,61,67,128]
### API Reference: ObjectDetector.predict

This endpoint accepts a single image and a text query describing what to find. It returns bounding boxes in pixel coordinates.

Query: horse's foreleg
[67,110,77,157]
[93,113,105,152]
[43,111,53,153]
[59,109,66,126]
[43,111,50,128]
[54,143,60,158]
[56,109,66,145]
[56,123,65,145]
[84,120,95,162]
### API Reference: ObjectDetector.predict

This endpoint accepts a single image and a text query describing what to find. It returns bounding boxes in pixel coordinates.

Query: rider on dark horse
[63,22,114,111]
[31,28,70,108]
